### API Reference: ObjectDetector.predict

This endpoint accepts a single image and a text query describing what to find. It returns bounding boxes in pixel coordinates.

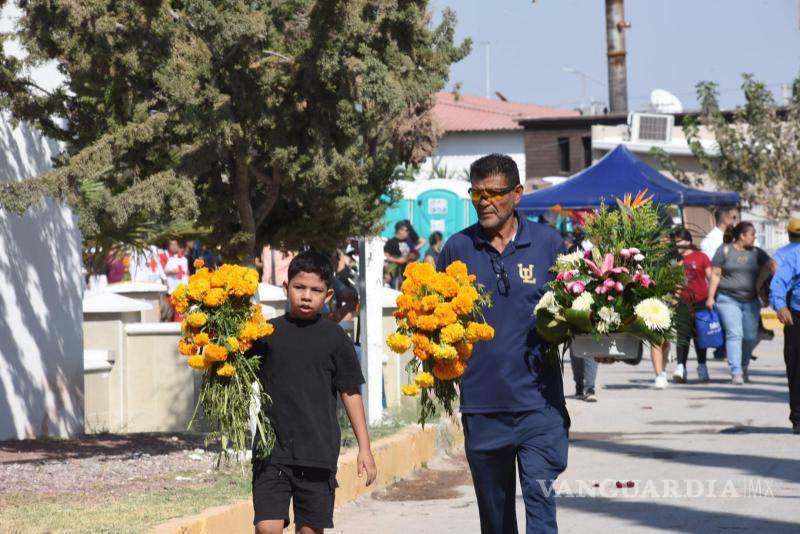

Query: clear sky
[431,0,800,112]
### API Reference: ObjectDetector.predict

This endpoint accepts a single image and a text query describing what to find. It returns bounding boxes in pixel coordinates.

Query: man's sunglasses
[468,185,518,203]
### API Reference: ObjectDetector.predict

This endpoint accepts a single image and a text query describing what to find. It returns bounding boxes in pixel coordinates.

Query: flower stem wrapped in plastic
[175,260,275,461]
[386,261,493,425]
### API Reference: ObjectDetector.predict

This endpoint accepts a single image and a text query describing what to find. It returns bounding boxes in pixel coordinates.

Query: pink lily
[614,281,624,292]
[584,253,629,278]
[595,286,607,295]
[633,273,655,288]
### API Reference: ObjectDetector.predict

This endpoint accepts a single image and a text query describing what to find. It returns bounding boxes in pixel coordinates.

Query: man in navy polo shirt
[437,154,569,534]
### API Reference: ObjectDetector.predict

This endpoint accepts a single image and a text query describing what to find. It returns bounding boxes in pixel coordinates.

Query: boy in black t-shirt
[251,251,376,534]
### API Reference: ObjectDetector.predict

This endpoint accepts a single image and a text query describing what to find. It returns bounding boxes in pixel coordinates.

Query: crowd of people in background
[381,205,791,402]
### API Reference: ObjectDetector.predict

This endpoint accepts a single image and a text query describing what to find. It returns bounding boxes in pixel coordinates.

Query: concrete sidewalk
[333,337,800,533]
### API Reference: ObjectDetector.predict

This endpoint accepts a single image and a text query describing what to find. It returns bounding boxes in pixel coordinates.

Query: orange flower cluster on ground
[386,261,493,423]
[174,262,276,460]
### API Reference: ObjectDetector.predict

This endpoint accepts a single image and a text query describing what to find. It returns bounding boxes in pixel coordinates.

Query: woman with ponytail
[706,222,771,384]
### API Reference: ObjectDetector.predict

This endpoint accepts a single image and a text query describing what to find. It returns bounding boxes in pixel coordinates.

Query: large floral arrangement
[174,260,275,460]
[386,261,494,424]
[535,193,684,353]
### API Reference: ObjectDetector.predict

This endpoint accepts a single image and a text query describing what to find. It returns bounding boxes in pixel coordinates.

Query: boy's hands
[357,448,377,486]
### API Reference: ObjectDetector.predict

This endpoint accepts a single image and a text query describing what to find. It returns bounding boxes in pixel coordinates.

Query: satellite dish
[650,89,683,114]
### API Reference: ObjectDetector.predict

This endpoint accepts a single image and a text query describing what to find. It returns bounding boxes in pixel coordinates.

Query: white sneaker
[673,364,687,383]
[697,364,710,382]
[654,373,669,389]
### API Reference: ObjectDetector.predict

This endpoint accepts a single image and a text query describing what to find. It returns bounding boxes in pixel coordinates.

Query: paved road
[333,337,800,533]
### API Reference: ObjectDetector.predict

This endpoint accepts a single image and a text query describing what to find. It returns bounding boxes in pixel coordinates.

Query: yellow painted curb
[152,421,461,534]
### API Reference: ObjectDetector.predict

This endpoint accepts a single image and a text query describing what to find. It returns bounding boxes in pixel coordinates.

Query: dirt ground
[0,432,233,501]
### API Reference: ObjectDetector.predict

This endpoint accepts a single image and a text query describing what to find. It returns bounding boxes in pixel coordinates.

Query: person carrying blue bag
[673,229,714,383]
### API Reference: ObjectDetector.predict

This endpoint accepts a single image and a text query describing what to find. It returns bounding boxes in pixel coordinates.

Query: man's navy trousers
[462,404,570,534]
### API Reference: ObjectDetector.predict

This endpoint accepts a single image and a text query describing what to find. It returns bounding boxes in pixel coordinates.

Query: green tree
[0,0,469,264]
[650,74,800,219]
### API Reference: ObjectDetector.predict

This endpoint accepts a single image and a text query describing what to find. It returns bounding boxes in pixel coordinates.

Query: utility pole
[605,0,630,113]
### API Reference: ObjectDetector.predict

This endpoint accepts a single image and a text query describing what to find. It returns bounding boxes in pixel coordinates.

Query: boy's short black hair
[395,220,410,232]
[469,153,520,188]
[287,250,334,287]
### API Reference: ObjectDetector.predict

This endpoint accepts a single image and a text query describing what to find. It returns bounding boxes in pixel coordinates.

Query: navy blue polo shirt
[436,214,566,413]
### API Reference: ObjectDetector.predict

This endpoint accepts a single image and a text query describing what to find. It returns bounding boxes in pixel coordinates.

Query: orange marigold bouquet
[174,259,275,460]
[386,261,494,424]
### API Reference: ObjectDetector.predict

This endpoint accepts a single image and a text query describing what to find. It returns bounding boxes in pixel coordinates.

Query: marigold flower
[456,342,473,360]
[466,322,495,343]
[445,261,470,283]
[187,278,211,301]
[451,294,474,316]
[257,321,274,338]
[415,314,439,331]
[433,360,465,380]
[432,273,459,298]
[186,312,208,328]
[433,303,457,326]
[396,294,414,311]
[414,372,435,388]
[204,344,229,362]
[193,258,205,269]
[401,384,421,396]
[203,287,226,308]
[172,285,189,313]
[440,323,466,345]
[239,322,259,342]
[226,337,240,352]
[193,332,210,346]
[216,363,236,377]
[187,354,209,370]
[413,347,430,361]
[433,344,458,360]
[386,333,412,353]
[238,339,253,352]
[178,339,197,356]
[419,295,440,313]
[401,278,420,295]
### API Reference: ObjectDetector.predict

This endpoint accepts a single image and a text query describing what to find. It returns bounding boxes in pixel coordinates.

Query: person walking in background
[707,222,771,385]
[769,218,800,434]
[401,219,427,258]
[701,207,738,361]
[570,355,598,402]
[700,207,738,260]
[424,231,444,266]
[261,245,295,287]
[383,221,412,288]
[673,229,712,383]
[162,239,189,322]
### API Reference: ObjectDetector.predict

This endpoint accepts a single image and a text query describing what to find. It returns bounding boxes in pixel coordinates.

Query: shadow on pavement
[556,497,799,533]
[569,439,800,485]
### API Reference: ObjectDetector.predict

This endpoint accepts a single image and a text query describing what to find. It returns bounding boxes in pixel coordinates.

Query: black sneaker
[583,389,598,402]
[574,387,584,399]
[793,423,800,435]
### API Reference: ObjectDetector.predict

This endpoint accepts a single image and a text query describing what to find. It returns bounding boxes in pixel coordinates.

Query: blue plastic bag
[695,307,724,349]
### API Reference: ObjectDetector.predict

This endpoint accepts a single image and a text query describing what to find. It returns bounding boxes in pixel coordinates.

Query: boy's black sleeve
[332,332,365,392]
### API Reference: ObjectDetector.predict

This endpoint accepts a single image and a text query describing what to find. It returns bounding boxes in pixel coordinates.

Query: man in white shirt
[700,207,739,260]
[130,245,166,284]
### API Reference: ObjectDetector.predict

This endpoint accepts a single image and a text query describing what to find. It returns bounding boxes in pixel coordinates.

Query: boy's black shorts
[252,461,338,528]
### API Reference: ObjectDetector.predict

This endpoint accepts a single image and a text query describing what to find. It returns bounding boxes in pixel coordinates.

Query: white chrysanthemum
[597,306,621,333]
[634,298,672,331]
[571,292,594,312]
[555,251,584,271]
[535,291,561,315]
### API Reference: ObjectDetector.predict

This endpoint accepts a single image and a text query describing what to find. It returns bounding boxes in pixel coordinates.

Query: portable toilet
[381,179,477,253]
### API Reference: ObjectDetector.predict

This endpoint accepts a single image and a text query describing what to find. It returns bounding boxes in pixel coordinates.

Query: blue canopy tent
[518,145,740,214]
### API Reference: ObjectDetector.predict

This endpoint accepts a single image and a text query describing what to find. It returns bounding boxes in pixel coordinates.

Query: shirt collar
[471,212,531,249]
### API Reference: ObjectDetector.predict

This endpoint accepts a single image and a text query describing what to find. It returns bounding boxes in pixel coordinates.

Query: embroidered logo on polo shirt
[518,263,536,284]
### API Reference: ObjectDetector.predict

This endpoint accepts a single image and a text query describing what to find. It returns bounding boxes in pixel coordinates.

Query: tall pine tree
[0,1,469,263]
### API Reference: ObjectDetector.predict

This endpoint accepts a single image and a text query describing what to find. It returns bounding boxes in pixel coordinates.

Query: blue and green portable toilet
[380,179,477,254]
